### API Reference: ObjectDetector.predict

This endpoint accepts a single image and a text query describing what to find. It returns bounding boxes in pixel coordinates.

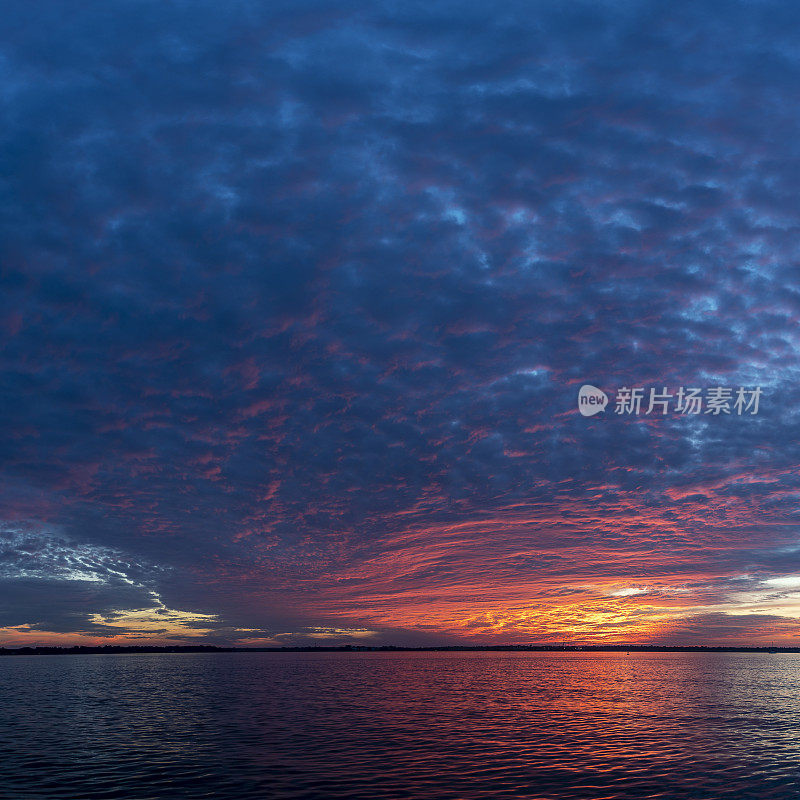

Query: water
[2,651,800,799]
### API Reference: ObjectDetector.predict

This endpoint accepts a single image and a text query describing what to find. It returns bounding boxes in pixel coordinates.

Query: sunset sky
[3,0,800,647]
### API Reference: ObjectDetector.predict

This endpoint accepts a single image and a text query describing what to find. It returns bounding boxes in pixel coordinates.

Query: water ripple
[3,652,800,799]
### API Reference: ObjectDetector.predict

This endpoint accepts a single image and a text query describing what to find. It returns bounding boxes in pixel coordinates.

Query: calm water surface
[2,651,800,799]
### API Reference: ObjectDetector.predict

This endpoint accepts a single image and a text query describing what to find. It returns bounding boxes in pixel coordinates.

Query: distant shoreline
[1,644,797,656]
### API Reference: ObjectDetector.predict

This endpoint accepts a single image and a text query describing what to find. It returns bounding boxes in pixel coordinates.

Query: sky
[3,0,800,647]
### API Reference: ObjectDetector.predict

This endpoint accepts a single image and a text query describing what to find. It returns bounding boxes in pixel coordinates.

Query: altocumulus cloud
[2,0,800,643]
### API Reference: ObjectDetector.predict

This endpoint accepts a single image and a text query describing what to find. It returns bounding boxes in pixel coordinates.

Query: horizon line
[1,643,797,655]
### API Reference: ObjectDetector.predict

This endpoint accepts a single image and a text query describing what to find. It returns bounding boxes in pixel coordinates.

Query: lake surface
[3,651,800,799]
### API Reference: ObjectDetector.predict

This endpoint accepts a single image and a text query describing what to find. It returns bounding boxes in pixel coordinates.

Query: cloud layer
[3,0,800,644]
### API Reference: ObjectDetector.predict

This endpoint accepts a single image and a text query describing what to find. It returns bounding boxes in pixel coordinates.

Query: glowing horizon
[3,1,800,648]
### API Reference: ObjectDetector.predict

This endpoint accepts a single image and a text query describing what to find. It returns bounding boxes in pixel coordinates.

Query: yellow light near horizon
[86,606,220,637]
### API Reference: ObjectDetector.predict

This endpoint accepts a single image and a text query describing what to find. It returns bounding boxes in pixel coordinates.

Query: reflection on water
[3,651,800,799]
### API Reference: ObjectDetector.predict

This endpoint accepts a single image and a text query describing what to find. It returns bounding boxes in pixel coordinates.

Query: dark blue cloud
[2,0,800,643]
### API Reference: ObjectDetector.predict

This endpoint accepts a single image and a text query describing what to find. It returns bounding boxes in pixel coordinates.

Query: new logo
[578,384,608,416]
